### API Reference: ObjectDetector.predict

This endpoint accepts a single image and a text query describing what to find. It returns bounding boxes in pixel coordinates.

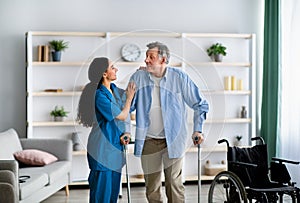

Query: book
[44,89,63,92]
[43,45,49,62]
[37,45,43,62]
[37,45,50,62]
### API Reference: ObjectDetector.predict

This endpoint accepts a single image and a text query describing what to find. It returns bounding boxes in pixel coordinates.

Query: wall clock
[121,43,141,62]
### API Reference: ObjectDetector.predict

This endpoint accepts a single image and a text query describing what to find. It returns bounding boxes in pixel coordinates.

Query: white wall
[0,0,263,137]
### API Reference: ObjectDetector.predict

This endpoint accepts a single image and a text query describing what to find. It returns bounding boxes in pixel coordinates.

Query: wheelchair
[208,136,300,203]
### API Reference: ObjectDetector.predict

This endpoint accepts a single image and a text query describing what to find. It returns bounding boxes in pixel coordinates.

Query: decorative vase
[241,106,247,118]
[52,51,62,62]
[71,132,82,151]
[73,143,81,151]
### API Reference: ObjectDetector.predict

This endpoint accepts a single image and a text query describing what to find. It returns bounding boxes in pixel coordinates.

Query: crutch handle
[193,136,200,142]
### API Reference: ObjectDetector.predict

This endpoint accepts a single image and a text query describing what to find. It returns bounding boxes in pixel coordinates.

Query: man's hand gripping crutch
[192,132,204,203]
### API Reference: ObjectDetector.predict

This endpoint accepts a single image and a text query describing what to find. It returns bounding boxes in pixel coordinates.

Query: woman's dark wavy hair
[77,57,109,127]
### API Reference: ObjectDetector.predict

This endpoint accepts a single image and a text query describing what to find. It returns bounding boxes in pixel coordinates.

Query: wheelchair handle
[218,139,229,148]
[251,136,265,144]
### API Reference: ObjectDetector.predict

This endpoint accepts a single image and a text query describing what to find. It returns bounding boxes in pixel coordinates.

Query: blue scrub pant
[88,170,121,203]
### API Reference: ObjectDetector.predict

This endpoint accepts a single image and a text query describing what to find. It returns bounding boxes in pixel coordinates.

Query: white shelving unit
[26,31,256,183]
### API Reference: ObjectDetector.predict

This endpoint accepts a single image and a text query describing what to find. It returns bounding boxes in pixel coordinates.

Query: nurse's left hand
[120,133,131,145]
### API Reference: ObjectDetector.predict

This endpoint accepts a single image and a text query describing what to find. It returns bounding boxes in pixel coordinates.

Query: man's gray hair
[146,41,170,64]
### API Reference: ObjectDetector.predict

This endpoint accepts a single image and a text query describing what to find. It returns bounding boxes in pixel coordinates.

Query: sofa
[0,128,72,203]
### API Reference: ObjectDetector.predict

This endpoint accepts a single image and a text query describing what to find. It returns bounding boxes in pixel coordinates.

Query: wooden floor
[42,182,210,203]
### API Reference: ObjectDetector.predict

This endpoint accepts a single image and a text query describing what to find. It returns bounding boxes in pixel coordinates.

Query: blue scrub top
[87,83,129,172]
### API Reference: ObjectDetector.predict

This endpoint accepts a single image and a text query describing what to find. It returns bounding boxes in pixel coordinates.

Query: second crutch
[194,136,201,203]
[123,136,131,203]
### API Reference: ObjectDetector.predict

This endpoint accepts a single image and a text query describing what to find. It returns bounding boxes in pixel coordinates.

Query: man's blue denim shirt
[130,67,209,158]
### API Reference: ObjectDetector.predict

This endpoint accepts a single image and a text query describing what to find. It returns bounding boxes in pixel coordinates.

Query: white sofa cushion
[18,173,48,200]
[0,128,22,159]
[19,161,71,184]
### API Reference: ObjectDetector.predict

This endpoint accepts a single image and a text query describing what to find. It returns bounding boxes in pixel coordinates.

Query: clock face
[121,43,141,62]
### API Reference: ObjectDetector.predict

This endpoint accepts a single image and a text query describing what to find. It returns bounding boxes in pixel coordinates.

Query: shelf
[183,33,253,39]
[28,31,106,37]
[71,175,221,184]
[69,180,88,185]
[121,175,217,183]
[202,90,251,95]
[30,61,183,68]
[72,150,87,156]
[187,145,227,153]
[186,62,251,67]
[31,62,88,66]
[110,32,253,39]
[115,61,182,67]
[109,32,182,38]
[135,118,250,127]
[30,91,82,97]
[31,121,79,127]
[185,175,215,181]
[72,145,227,156]
[73,146,228,156]
[27,31,252,39]
[205,118,251,124]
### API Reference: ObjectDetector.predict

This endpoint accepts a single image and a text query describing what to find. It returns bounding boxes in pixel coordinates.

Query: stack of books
[37,45,50,62]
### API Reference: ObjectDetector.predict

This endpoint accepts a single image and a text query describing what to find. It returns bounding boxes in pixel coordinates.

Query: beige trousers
[141,138,185,203]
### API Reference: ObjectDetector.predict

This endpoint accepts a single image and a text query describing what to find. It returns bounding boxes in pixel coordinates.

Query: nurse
[77,57,136,203]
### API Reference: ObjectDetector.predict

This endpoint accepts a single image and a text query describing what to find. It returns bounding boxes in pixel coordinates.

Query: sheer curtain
[279,0,300,187]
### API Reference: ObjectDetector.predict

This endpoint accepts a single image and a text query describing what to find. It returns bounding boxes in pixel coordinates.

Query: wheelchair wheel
[208,171,247,203]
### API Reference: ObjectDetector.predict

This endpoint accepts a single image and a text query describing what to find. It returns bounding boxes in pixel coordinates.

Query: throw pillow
[14,149,58,166]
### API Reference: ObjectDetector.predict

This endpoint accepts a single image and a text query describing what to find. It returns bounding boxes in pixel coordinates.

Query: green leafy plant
[50,106,69,117]
[206,43,227,56]
[48,40,69,52]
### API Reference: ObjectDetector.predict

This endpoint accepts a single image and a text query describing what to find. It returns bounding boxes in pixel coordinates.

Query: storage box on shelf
[26,31,256,183]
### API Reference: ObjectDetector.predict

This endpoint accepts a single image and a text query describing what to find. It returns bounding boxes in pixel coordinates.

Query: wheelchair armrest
[229,161,257,168]
[272,157,300,165]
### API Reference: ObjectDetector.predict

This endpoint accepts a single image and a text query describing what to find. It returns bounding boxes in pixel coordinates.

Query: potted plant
[48,40,69,62]
[234,135,243,146]
[50,106,69,121]
[206,43,227,62]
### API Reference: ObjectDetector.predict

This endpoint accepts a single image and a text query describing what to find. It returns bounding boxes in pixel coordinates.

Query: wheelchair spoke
[208,171,247,203]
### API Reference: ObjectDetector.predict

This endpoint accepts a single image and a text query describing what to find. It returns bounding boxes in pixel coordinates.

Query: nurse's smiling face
[104,61,118,81]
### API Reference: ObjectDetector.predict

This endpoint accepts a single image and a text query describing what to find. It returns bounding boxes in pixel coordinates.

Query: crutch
[193,136,201,203]
[123,136,131,203]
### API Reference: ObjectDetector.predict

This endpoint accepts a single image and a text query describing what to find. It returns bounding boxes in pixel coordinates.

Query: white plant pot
[213,54,223,62]
[54,116,64,122]
[234,140,242,146]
